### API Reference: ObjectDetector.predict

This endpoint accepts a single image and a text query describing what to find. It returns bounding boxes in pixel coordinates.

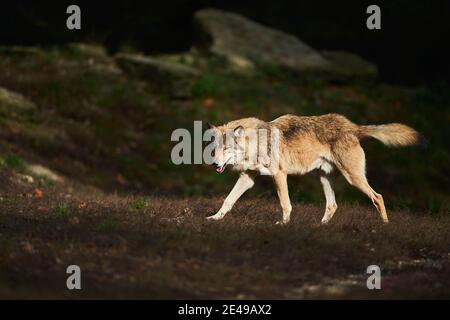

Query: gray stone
[26,164,63,183]
[194,9,330,74]
[321,51,378,80]
[116,53,200,98]
[0,87,36,119]
[65,43,107,58]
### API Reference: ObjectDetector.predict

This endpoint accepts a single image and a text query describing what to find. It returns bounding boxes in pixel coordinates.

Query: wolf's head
[206,118,277,174]
[207,123,246,173]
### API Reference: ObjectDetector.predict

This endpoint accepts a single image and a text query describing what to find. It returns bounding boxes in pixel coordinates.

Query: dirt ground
[0,167,449,299]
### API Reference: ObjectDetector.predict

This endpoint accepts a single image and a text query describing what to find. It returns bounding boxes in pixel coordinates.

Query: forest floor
[0,43,449,299]
[0,166,449,299]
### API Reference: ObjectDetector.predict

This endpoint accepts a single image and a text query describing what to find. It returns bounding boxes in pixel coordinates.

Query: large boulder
[26,164,63,183]
[194,9,330,74]
[64,43,108,58]
[116,53,200,98]
[0,87,36,119]
[320,51,378,81]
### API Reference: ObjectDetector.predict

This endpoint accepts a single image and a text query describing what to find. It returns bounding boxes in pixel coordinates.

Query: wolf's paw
[206,213,225,221]
[275,219,289,225]
[321,218,331,225]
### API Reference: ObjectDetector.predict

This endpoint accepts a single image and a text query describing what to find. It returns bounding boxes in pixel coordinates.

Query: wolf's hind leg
[335,145,388,223]
[273,171,292,224]
[207,172,255,221]
[320,174,338,224]
[346,174,387,223]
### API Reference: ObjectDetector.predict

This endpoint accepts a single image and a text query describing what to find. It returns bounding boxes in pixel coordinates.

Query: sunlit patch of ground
[0,168,449,299]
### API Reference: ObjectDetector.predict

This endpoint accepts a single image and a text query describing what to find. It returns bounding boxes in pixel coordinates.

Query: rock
[158,51,197,68]
[116,53,200,98]
[320,51,378,81]
[26,164,63,183]
[65,43,107,58]
[161,49,255,76]
[227,55,255,75]
[0,46,43,56]
[0,87,36,119]
[65,43,122,75]
[19,174,35,184]
[194,9,330,74]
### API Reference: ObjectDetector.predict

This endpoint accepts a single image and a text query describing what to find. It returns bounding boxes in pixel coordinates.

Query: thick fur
[359,123,425,147]
[207,113,422,224]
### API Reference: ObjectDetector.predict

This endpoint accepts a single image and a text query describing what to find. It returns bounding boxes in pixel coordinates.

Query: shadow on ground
[0,167,449,299]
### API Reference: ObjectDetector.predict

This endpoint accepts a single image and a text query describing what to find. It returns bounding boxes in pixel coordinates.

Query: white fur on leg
[273,172,292,225]
[320,175,338,224]
[321,203,338,224]
[206,173,255,221]
[206,212,226,220]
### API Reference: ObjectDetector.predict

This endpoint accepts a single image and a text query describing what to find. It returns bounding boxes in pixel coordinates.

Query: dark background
[1,0,449,85]
[1,1,450,299]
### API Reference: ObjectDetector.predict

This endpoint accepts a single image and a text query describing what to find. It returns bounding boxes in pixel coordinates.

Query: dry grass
[0,168,449,299]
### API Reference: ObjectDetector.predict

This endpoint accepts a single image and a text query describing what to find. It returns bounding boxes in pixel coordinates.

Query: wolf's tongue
[216,166,225,173]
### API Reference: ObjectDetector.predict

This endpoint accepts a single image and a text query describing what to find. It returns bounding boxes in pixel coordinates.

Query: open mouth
[215,158,230,173]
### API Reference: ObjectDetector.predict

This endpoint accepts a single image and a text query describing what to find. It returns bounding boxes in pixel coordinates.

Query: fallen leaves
[34,188,43,198]
[202,97,215,108]
[37,205,48,212]
[116,173,128,185]
[78,202,87,209]
[21,241,36,254]
[69,216,80,225]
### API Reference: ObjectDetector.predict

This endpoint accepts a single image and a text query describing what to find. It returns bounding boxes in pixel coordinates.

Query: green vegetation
[97,219,121,232]
[0,173,449,298]
[192,73,223,98]
[0,43,448,299]
[0,44,448,214]
[53,203,71,218]
[0,155,26,171]
[131,197,149,211]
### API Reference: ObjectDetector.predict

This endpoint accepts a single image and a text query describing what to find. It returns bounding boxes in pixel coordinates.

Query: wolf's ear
[207,122,216,130]
[234,126,244,137]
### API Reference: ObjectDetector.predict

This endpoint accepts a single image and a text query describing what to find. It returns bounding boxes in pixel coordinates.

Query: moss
[53,204,71,218]
[0,44,447,212]
[0,155,26,171]
[131,198,149,211]
[96,219,121,232]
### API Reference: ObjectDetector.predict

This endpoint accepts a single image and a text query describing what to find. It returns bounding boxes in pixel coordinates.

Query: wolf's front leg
[319,174,338,224]
[207,172,255,221]
[273,171,292,224]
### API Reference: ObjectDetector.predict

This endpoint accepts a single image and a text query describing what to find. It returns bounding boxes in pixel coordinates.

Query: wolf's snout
[212,161,227,174]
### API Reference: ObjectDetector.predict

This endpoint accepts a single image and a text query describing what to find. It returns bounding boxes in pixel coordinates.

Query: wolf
[206,114,424,224]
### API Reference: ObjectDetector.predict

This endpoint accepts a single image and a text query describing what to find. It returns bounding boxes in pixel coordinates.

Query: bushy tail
[359,123,426,147]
